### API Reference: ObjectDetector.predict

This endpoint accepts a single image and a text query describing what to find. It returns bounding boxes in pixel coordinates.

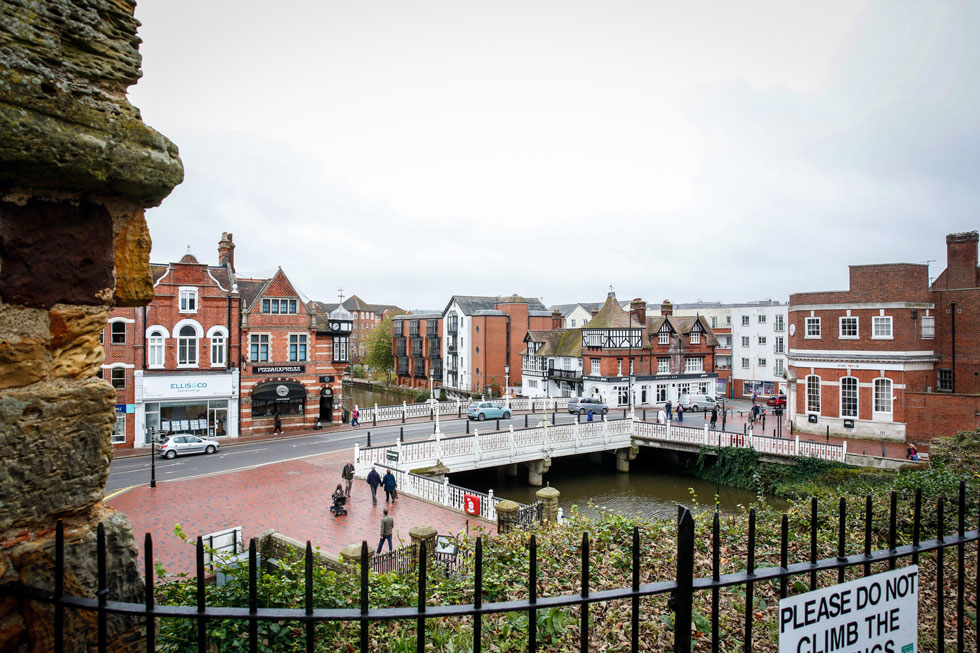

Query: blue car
[467,401,512,421]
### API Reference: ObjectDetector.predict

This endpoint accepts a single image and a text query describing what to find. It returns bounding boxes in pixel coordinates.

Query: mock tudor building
[392,313,443,389]
[520,327,583,398]
[103,235,242,448]
[787,231,980,441]
[579,294,719,408]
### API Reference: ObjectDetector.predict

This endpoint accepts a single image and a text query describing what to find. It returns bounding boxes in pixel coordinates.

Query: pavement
[107,447,493,577]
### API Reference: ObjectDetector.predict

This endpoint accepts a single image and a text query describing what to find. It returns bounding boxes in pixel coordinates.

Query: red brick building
[579,294,719,407]
[315,295,403,363]
[103,235,241,448]
[392,313,443,389]
[787,231,980,441]
[239,269,348,435]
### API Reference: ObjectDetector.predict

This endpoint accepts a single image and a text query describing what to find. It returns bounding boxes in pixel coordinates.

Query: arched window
[840,376,858,418]
[178,325,198,366]
[874,378,893,415]
[806,375,820,413]
[148,329,165,368]
[207,326,228,367]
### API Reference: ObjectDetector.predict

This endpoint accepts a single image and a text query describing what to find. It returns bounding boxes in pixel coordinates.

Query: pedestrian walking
[342,460,355,496]
[677,404,684,422]
[657,408,667,425]
[752,392,757,405]
[710,405,718,429]
[352,408,359,428]
[273,413,282,435]
[366,466,382,505]
[665,400,673,421]
[587,408,594,422]
[382,469,397,502]
[376,509,394,553]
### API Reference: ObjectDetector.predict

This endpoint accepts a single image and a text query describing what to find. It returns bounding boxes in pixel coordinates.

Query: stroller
[329,487,348,517]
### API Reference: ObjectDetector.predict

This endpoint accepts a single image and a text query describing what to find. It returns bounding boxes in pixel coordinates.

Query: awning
[252,381,306,402]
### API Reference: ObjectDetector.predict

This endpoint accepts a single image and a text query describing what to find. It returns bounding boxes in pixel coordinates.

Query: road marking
[104,486,135,500]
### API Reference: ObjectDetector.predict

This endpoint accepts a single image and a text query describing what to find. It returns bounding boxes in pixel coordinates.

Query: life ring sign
[463,493,481,516]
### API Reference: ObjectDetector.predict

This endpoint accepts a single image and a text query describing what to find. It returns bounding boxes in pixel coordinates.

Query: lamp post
[430,372,441,436]
[149,426,157,488]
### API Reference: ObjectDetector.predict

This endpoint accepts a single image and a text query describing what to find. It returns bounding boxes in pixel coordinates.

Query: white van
[679,394,717,412]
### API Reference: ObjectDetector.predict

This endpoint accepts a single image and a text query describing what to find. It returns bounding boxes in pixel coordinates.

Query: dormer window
[690,332,700,344]
[179,288,198,313]
[658,331,669,345]
[262,298,298,314]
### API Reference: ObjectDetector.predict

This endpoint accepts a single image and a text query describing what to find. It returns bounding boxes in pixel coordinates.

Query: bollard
[373,408,377,427]
[367,431,371,447]
[577,413,581,424]
[743,423,747,435]
[430,406,433,421]
[458,404,461,418]
[623,408,627,419]
[826,425,830,442]
[466,420,470,434]
[643,408,646,421]
[553,411,556,424]
[399,427,404,442]
[496,418,500,431]
[525,414,528,428]
[762,415,766,430]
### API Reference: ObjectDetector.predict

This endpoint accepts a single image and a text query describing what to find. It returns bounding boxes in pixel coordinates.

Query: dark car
[766,394,786,408]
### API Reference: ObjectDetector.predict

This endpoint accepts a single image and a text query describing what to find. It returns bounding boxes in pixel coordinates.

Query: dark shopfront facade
[241,364,319,436]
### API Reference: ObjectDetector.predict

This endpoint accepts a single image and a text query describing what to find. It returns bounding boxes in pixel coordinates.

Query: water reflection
[450,448,786,521]
[343,383,420,411]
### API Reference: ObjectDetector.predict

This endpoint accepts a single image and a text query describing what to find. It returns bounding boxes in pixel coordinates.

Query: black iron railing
[548,369,581,380]
[1,483,976,652]
[498,502,544,532]
[372,543,415,574]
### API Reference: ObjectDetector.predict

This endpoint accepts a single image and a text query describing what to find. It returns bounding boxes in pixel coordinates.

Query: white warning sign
[779,565,918,653]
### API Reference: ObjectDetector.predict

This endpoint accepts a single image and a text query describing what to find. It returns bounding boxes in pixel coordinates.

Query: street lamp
[149,426,157,488]
[430,372,441,436]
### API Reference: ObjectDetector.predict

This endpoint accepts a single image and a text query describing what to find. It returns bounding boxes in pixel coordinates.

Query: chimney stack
[630,298,647,325]
[551,309,563,330]
[945,231,979,289]
[218,232,236,271]
[661,299,673,317]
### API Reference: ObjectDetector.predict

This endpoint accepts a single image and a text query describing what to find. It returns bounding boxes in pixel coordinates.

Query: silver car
[567,397,608,415]
[157,434,220,459]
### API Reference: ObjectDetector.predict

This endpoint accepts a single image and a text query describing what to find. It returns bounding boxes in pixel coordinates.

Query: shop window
[178,325,198,366]
[289,334,308,362]
[250,334,269,362]
[179,288,198,313]
[148,330,165,367]
[111,321,126,344]
[111,367,126,389]
[112,414,126,444]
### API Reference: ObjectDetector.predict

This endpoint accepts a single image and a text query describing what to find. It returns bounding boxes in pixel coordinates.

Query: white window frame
[741,336,750,347]
[741,357,750,369]
[711,316,717,328]
[657,358,669,374]
[173,319,203,368]
[839,316,859,339]
[110,321,127,345]
[112,413,127,444]
[741,315,750,326]
[840,376,858,418]
[921,315,935,339]
[805,317,821,338]
[616,359,622,376]
[758,314,767,323]
[690,332,700,344]
[873,377,893,416]
[806,375,821,413]
[872,316,893,339]
[178,287,198,314]
[658,331,669,345]
[758,336,767,345]
[146,326,168,369]
[289,333,309,362]
[774,336,784,354]
[775,314,785,331]
[774,358,784,375]
[757,357,767,367]
[590,358,600,375]
[684,357,703,373]
[207,325,228,367]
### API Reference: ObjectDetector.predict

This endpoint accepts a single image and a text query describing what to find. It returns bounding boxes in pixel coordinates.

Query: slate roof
[314,297,405,316]
[236,278,270,310]
[151,265,170,284]
[646,315,720,347]
[582,293,634,329]
[178,253,200,264]
[449,295,546,315]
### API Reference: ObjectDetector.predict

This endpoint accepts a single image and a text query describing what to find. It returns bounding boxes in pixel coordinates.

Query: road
[105,410,614,493]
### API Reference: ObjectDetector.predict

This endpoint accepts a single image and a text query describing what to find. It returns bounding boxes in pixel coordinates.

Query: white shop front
[134,370,240,447]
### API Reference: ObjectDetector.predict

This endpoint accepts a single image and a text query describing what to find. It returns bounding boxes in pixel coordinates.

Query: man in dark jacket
[342,461,355,496]
[382,469,397,503]
[366,466,382,505]
[376,509,394,553]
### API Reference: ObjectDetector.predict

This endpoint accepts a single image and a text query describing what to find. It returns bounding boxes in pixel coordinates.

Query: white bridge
[354,417,846,484]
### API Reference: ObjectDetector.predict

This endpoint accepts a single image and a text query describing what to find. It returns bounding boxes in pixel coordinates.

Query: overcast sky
[130,1,979,312]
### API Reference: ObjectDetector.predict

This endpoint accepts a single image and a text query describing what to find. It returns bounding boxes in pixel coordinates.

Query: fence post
[397,438,403,463]
[442,477,450,506]
[457,399,461,418]
[667,419,671,440]
[488,489,495,520]
[473,429,481,460]
[402,401,407,423]
[603,414,609,445]
[508,425,516,458]
[841,440,847,462]
[574,417,581,451]
[673,507,695,652]
[373,404,378,426]
[353,443,359,468]
[703,424,709,445]
[794,435,800,456]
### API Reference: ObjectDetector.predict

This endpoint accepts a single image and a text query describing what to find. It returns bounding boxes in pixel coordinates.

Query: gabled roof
[582,293,634,329]
[237,278,270,309]
[447,295,546,315]
[524,328,583,358]
[646,315,720,347]
[178,253,199,264]
[314,297,405,315]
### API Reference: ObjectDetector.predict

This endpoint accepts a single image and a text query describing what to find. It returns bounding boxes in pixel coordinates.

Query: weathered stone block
[48,306,107,379]
[0,379,113,531]
[112,207,153,306]
[0,198,114,309]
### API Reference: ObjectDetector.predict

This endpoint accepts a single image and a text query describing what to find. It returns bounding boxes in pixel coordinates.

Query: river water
[342,383,420,411]
[450,447,784,521]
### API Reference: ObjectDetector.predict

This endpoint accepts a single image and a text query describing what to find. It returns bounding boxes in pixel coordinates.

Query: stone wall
[0,0,182,649]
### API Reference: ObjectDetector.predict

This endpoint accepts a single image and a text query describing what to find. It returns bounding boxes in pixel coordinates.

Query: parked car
[567,397,609,415]
[467,402,511,421]
[766,394,786,408]
[679,394,717,412]
[158,434,220,459]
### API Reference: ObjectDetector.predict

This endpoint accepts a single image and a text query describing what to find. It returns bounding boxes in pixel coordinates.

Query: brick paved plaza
[107,449,494,576]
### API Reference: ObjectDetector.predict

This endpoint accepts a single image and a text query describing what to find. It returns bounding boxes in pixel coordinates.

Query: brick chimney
[218,232,235,271]
[551,309,563,329]
[630,298,647,325]
[945,231,979,289]
[661,299,673,317]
